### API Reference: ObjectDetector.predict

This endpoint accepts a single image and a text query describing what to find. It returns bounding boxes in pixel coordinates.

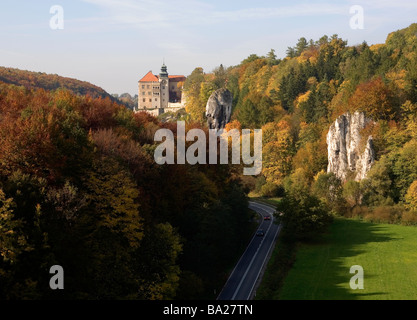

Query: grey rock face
[356,135,376,181]
[206,88,233,130]
[327,111,375,181]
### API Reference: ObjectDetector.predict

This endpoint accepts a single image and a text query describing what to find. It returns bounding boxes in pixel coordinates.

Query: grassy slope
[278,218,417,300]
[248,196,281,207]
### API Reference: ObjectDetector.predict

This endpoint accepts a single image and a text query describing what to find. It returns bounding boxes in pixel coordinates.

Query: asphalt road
[217,201,281,300]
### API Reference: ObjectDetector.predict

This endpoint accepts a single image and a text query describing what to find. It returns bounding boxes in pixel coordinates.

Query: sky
[1,0,417,95]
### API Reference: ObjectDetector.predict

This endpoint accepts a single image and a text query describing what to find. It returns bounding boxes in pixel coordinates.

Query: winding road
[217,201,281,300]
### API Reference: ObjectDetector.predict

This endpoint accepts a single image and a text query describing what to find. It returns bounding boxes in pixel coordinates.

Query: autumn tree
[405,180,417,211]
[348,77,399,121]
[360,156,396,206]
[293,140,328,181]
[392,140,417,200]
[262,120,295,185]
[79,156,144,299]
[312,171,345,212]
[136,222,182,300]
[0,88,91,182]
[0,188,33,299]
[276,190,333,242]
[343,180,362,208]
[183,67,206,123]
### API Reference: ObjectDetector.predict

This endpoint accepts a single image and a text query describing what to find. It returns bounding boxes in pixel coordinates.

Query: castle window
[143,98,146,102]
[142,85,145,89]
[149,99,152,102]
[155,98,158,101]
[147,85,150,89]
[142,92,145,96]
[148,92,152,96]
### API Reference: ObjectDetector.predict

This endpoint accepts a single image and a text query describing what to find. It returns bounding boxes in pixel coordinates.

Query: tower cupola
[159,63,168,78]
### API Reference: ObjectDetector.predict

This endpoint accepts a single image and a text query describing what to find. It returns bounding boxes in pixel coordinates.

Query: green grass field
[277,218,417,300]
[248,196,282,207]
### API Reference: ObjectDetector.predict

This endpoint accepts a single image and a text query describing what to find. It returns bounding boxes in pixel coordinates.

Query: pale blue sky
[1,0,416,95]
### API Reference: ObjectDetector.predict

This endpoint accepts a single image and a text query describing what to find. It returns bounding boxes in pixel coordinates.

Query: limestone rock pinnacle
[327,111,375,181]
[206,88,233,131]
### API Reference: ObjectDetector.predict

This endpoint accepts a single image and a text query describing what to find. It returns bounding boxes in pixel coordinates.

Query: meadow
[277,218,417,300]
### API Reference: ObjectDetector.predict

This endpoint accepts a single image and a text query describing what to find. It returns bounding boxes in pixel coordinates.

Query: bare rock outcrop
[206,88,233,130]
[327,111,375,181]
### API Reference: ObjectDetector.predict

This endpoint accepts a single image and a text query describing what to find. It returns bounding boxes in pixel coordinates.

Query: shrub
[345,206,370,219]
[260,182,284,198]
[375,206,395,223]
[401,210,417,225]
[367,206,400,224]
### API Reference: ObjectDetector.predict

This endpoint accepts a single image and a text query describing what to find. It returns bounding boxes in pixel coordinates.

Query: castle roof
[169,75,186,82]
[139,70,186,83]
[139,71,159,82]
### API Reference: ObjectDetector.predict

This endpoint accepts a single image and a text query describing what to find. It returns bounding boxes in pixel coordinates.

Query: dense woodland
[0,83,252,299]
[0,67,137,111]
[0,67,119,101]
[184,23,417,238]
[2,23,417,300]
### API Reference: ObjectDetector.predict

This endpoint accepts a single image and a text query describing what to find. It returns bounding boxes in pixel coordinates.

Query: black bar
[0,300,388,319]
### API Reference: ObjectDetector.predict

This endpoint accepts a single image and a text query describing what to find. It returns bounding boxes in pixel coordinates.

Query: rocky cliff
[206,88,233,130]
[327,112,375,181]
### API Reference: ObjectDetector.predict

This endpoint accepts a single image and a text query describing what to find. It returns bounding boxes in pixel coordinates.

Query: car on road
[256,229,265,237]
[264,215,271,221]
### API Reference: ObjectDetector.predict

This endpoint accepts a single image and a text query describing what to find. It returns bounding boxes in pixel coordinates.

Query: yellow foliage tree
[262,120,294,185]
[83,156,143,249]
[405,180,417,210]
[0,189,23,263]
[184,67,206,123]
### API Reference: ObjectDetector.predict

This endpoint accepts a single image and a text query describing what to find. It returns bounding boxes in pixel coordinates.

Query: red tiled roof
[139,71,159,82]
[169,75,186,81]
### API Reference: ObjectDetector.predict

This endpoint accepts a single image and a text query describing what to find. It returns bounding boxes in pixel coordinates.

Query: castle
[137,64,186,117]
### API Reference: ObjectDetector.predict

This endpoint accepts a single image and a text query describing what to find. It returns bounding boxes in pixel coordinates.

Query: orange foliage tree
[348,77,399,120]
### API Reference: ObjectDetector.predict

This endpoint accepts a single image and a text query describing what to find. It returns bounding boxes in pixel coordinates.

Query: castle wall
[137,66,186,115]
[138,80,161,110]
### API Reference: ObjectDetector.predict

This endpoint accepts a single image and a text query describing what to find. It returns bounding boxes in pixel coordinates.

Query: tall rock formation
[205,88,233,130]
[327,112,375,181]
